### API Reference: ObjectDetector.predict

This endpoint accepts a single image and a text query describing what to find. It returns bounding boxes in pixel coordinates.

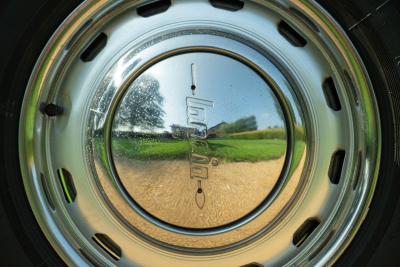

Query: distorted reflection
[110,53,295,229]
[113,74,165,131]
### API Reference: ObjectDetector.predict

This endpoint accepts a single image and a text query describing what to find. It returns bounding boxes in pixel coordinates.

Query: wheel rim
[19,1,380,266]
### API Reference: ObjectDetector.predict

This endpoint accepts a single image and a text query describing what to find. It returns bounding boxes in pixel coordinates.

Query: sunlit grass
[111,138,291,162]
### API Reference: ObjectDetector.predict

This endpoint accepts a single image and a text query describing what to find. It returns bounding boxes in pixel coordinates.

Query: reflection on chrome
[93,146,306,249]
[88,32,308,246]
[186,96,214,209]
[111,52,290,228]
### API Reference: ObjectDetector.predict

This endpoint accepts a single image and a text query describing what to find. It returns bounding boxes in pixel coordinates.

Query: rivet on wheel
[40,103,64,117]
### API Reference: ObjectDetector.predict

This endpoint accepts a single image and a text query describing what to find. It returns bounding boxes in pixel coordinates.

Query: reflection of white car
[1,0,400,266]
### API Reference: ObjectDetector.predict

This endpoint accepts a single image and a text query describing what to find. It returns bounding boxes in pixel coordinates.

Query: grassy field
[111,137,290,162]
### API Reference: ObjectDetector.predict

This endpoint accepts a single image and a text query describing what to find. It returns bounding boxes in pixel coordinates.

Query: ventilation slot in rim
[322,77,342,111]
[278,21,307,47]
[137,0,171,17]
[209,0,244,11]
[93,233,122,261]
[240,263,264,267]
[293,218,320,247]
[328,150,346,185]
[40,173,55,210]
[57,168,77,203]
[79,248,100,267]
[80,33,107,62]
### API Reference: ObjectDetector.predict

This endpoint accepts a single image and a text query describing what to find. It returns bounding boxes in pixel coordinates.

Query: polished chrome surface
[90,32,306,243]
[18,0,380,266]
[111,52,288,229]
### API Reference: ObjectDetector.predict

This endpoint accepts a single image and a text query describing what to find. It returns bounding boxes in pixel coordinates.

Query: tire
[0,0,399,266]
[317,0,400,266]
[0,2,83,266]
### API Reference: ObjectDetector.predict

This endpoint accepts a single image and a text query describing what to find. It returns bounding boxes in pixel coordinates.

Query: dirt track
[114,157,286,228]
[95,152,306,248]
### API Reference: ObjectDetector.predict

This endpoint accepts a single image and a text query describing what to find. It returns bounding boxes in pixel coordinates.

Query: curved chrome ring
[18,1,380,266]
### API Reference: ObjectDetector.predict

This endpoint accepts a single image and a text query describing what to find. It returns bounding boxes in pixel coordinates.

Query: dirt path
[114,157,286,228]
[95,152,306,248]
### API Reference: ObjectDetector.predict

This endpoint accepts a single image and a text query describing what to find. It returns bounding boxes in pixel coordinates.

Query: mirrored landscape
[109,53,302,229]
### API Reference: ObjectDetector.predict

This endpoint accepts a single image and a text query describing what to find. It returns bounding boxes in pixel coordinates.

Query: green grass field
[111,137,292,162]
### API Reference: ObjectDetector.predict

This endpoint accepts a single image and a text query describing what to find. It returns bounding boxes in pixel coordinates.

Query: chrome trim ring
[19,1,380,266]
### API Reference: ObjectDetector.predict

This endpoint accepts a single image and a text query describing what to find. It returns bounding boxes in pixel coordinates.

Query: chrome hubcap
[19,1,380,266]
[111,52,289,230]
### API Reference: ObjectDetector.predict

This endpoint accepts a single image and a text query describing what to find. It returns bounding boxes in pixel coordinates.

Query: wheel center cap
[111,52,287,229]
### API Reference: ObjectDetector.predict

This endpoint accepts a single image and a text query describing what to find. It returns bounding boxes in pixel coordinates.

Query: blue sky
[138,52,286,132]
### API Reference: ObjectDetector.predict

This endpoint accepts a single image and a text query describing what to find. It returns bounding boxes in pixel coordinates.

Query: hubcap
[19,1,380,266]
[111,52,288,230]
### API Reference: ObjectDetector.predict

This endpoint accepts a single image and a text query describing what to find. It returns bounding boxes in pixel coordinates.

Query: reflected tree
[115,74,164,131]
[218,115,258,134]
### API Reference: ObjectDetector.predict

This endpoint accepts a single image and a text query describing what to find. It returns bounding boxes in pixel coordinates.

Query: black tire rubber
[317,0,400,266]
[0,2,82,266]
[0,0,399,266]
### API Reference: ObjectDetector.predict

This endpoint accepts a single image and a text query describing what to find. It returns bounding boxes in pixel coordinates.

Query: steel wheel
[18,0,380,266]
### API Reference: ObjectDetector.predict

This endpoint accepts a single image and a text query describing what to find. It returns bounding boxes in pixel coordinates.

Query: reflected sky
[114,52,286,133]
[109,53,293,224]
